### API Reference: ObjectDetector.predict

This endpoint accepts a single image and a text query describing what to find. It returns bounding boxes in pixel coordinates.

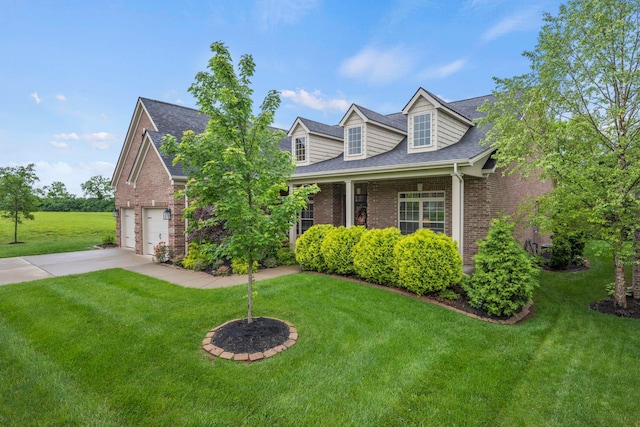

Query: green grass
[0,242,639,426]
[0,212,115,258]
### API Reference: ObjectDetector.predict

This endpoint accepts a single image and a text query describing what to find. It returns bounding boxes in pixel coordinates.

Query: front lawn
[0,243,638,426]
[0,212,115,258]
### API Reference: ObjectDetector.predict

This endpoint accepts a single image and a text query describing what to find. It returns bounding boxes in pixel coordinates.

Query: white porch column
[345,180,354,227]
[451,171,464,259]
[289,184,298,247]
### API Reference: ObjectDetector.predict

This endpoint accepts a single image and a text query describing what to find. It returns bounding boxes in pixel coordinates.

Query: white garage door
[144,208,169,255]
[122,208,135,249]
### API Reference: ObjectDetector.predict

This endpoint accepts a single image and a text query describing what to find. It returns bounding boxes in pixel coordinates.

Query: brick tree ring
[201,317,298,363]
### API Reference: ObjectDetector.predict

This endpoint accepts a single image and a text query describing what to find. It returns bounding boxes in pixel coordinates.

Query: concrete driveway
[0,248,301,288]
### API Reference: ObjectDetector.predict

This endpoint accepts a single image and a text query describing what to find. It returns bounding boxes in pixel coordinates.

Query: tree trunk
[247,256,254,324]
[13,210,18,243]
[614,254,628,308]
[633,230,640,299]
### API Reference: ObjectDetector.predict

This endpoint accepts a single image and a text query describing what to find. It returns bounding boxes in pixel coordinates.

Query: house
[111,98,207,256]
[112,88,550,265]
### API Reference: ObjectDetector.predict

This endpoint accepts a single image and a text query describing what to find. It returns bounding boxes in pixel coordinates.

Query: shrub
[101,231,116,245]
[276,246,297,266]
[352,227,402,285]
[320,226,366,275]
[394,229,462,296]
[215,265,230,276]
[295,224,335,271]
[261,256,278,268]
[182,242,214,271]
[549,233,573,269]
[465,216,539,317]
[232,259,259,275]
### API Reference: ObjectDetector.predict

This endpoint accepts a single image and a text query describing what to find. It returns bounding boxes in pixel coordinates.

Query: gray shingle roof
[293,94,495,176]
[354,104,407,132]
[140,98,208,177]
[297,117,343,139]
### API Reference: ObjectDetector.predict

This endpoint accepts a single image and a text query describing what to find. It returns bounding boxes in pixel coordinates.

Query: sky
[0,0,564,196]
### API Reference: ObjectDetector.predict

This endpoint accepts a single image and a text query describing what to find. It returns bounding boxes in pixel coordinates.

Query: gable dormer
[402,88,473,154]
[339,104,406,161]
[288,117,343,166]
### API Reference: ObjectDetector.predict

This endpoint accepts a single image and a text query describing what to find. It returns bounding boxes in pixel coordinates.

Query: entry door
[144,208,169,255]
[122,208,135,249]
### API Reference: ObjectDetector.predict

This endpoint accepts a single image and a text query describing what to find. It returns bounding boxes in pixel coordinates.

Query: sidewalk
[0,248,301,288]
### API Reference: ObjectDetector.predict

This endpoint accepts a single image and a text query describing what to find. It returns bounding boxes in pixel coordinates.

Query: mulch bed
[211,317,291,354]
[589,297,640,318]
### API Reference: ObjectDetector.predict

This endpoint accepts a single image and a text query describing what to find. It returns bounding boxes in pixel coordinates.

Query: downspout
[452,163,464,260]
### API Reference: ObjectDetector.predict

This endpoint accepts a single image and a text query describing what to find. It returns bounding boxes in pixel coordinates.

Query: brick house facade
[113,88,550,265]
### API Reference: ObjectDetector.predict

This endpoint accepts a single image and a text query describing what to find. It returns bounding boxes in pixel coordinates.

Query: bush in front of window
[295,224,335,271]
[321,226,366,275]
[353,227,402,286]
[463,216,539,317]
[394,229,462,296]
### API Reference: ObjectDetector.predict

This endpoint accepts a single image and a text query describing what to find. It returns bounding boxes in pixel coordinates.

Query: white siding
[438,110,470,148]
[407,96,437,153]
[309,134,343,163]
[366,123,404,157]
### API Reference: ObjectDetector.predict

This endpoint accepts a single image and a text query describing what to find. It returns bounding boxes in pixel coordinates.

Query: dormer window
[295,136,307,163]
[413,113,432,147]
[347,126,362,156]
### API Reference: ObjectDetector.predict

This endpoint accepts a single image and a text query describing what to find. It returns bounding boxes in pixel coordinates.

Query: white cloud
[256,0,319,29]
[49,141,70,149]
[52,131,118,150]
[56,94,66,101]
[281,89,349,112]
[30,92,41,104]
[482,7,542,41]
[34,161,115,196]
[53,132,79,141]
[419,59,467,80]
[339,45,415,85]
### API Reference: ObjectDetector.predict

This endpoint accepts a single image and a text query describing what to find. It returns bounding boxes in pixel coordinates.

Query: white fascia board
[338,105,366,127]
[287,118,309,137]
[289,159,473,184]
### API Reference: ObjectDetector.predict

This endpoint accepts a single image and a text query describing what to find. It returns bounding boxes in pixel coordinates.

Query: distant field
[0,212,115,258]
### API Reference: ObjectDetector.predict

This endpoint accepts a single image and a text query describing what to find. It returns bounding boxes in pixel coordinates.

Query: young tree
[477,0,640,308]
[0,164,40,243]
[162,42,318,323]
[81,175,114,200]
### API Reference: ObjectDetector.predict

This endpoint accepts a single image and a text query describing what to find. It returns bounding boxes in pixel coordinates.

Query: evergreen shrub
[295,224,335,271]
[464,216,539,317]
[321,226,366,275]
[394,229,462,296]
[549,233,573,269]
[352,227,402,285]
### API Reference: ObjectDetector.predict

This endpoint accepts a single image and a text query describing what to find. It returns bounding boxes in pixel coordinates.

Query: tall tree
[43,181,72,199]
[81,175,114,200]
[477,0,640,307]
[0,164,40,243]
[162,41,318,323]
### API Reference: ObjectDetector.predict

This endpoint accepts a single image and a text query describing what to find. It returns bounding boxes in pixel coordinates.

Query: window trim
[409,111,434,152]
[294,136,308,164]
[397,191,445,234]
[297,196,314,236]
[346,125,364,157]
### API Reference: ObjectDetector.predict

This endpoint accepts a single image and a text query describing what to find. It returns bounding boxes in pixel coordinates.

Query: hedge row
[296,224,462,296]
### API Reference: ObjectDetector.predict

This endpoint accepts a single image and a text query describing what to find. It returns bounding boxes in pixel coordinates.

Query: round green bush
[549,233,573,269]
[295,224,335,271]
[353,227,402,285]
[394,229,463,296]
[465,216,539,317]
[320,226,366,275]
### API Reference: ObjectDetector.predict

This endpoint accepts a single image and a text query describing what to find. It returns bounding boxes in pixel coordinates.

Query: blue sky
[0,0,563,196]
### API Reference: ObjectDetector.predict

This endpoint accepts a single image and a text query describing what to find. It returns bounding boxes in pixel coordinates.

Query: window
[347,126,362,156]
[412,113,431,147]
[398,191,445,234]
[297,196,314,235]
[295,136,307,163]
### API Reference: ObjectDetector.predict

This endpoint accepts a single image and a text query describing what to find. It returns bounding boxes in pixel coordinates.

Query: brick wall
[114,109,186,256]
